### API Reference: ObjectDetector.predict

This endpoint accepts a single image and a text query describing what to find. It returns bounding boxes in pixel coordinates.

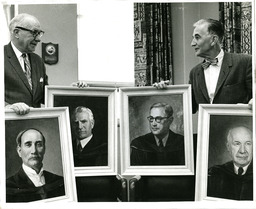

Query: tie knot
[238,167,244,176]
[22,53,27,58]
[201,58,218,69]
[158,139,164,148]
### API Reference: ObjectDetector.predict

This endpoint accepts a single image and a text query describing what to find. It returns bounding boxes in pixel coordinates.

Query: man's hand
[152,80,170,89]
[71,80,89,88]
[6,102,30,115]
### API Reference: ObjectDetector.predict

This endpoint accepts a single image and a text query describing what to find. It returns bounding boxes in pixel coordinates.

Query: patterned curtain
[134,3,173,86]
[219,2,252,54]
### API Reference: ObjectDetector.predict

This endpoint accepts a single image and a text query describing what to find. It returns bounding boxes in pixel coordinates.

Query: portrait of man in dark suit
[130,102,185,166]
[6,128,65,202]
[207,125,253,200]
[71,106,108,167]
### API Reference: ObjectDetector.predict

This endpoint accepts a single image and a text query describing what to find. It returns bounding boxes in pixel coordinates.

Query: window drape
[134,3,173,86]
[219,2,252,54]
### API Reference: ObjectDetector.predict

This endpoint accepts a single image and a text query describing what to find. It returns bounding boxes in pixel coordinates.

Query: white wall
[77,1,134,85]
[19,4,78,86]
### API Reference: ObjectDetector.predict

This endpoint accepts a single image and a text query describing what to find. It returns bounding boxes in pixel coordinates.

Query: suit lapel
[6,43,33,94]
[214,53,232,98]
[197,65,210,103]
[15,167,36,188]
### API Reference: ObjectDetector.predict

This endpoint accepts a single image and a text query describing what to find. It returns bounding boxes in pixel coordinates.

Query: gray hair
[193,18,224,43]
[9,13,40,32]
[226,125,252,145]
[150,102,173,118]
[72,106,94,123]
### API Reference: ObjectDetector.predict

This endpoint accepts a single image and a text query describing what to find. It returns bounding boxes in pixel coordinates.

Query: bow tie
[201,58,218,69]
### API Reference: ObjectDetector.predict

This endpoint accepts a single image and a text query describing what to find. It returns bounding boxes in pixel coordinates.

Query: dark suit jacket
[4,42,48,107]
[130,130,185,166]
[72,135,108,167]
[189,52,252,113]
[6,167,65,202]
[207,161,253,200]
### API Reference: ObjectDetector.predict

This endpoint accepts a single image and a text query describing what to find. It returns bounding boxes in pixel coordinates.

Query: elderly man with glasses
[130,102,185,166]
[4,13,48,115]
[4,13,87,115]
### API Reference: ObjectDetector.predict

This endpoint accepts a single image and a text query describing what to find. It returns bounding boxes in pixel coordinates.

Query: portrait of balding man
[207,126,253,200]
[6,128,65,202]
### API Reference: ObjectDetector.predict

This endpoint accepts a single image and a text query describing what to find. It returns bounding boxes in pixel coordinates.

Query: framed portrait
[119,85,194,176]
[45,86,117,176]
[195,104,253,201]
[3,107,77,203]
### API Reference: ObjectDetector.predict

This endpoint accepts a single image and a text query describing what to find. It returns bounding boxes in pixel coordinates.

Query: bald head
[9,13,41,34]
[16,128,46,173]
[9,13,43,53]
[226,126,253,167]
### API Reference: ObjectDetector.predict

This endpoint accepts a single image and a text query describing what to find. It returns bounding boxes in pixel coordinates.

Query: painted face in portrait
[73,111,95,140]
[17,129,45,172]
[226,126,253,167]
[148,107,173,139]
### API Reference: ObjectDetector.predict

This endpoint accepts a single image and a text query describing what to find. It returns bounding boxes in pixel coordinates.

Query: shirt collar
[11,41,23,59]
[233,162,251,175]
[154,132,169,147]
[77,134,93,148]
[203,49,224,68]
[22,163,44,176]
[215,49,224,65]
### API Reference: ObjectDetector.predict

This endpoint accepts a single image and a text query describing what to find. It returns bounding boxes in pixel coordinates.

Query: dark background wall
[208,115,252,168]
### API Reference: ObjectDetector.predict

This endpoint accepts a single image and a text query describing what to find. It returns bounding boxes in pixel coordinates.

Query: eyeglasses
[15,26,44,38]
[147,116,170,123]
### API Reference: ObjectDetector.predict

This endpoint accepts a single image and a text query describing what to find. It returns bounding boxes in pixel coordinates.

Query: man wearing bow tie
[154,19,252,113]
[207,126,253,200]
[189,18,252,113]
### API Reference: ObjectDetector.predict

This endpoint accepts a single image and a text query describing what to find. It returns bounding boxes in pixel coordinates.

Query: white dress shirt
[22,163,45,187]
[77,134,93,149]
[204,49,224,103]
[11,42,27,73]
[233,163,250,175]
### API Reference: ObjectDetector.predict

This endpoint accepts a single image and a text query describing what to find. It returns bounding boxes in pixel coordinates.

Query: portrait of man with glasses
[130,102,185,166]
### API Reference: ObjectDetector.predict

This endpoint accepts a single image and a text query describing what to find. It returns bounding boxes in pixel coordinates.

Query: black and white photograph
[4,107,76,203]
[1,0,254,207]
